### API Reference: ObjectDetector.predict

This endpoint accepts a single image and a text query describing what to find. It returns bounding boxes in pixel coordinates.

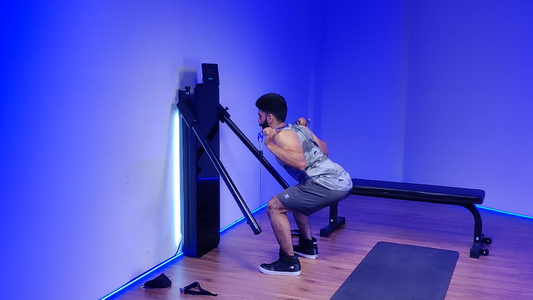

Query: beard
[260,119,269,129]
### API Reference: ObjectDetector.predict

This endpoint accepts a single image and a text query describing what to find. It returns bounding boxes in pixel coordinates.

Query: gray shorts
[277,179,351,216]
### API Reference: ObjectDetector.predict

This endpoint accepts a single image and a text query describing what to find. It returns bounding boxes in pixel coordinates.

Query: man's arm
[297,119,328,157]
[307,128,328,157]
[264,129,306,171]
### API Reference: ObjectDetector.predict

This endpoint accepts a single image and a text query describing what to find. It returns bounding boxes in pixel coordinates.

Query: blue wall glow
[1,2,182,299]
[480,206,533,221]
[100,253,183,300]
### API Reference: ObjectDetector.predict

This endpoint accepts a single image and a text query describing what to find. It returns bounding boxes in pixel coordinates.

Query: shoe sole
[294,251,318,260]
[259,266,301,276]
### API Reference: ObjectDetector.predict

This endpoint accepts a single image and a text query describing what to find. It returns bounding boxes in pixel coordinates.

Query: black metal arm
[216,104,290,190]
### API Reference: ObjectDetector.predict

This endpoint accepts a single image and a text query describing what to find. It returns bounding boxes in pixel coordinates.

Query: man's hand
[262,127,276,146]
[297,117,308,127]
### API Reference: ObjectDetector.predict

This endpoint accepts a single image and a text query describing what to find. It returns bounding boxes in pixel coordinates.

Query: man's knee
[267,196,286,213]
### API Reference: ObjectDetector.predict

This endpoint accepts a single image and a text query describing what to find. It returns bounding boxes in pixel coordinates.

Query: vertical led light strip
[173,107,182,249]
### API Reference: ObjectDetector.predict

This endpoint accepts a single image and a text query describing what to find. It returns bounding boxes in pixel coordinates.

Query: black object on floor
[180,282,218,297]
[141,273,172,289]
[330,242,459,300]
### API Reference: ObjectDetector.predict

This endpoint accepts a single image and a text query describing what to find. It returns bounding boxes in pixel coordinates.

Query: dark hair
[255,93,287,122]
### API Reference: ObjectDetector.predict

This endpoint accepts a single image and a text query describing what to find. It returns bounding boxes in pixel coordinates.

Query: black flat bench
[320,178,492,258]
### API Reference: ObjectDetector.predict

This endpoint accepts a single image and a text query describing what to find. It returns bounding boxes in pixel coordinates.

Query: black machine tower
[177,63,290,258]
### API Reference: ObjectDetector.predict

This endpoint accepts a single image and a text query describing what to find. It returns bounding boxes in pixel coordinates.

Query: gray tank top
[276,124,353,191]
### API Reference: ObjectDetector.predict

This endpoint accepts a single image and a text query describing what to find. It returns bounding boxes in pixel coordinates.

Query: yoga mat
[330,242,459,300]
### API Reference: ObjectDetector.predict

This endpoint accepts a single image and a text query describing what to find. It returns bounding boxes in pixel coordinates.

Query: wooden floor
[112,195,533,299]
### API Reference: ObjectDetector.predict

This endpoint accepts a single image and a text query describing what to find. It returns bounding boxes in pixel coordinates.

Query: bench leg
[320,203,345,237]
[319,199,490,258]
[460,203,489,258]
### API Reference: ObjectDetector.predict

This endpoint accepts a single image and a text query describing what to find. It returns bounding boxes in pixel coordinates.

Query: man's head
[255,93,287,129]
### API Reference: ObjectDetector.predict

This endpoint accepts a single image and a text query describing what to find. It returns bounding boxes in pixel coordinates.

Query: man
[256,93,353,276]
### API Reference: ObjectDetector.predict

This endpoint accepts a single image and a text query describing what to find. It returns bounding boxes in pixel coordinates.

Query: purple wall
[404,1,533,216]
[318,1,411,181]
[317,0,533,217]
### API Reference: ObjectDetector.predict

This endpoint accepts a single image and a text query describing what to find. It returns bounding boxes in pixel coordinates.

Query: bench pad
[351,178,484,205]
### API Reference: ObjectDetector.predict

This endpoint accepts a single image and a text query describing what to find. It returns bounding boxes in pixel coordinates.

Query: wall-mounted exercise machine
[177,63,223,258]
[177,63,290,258]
